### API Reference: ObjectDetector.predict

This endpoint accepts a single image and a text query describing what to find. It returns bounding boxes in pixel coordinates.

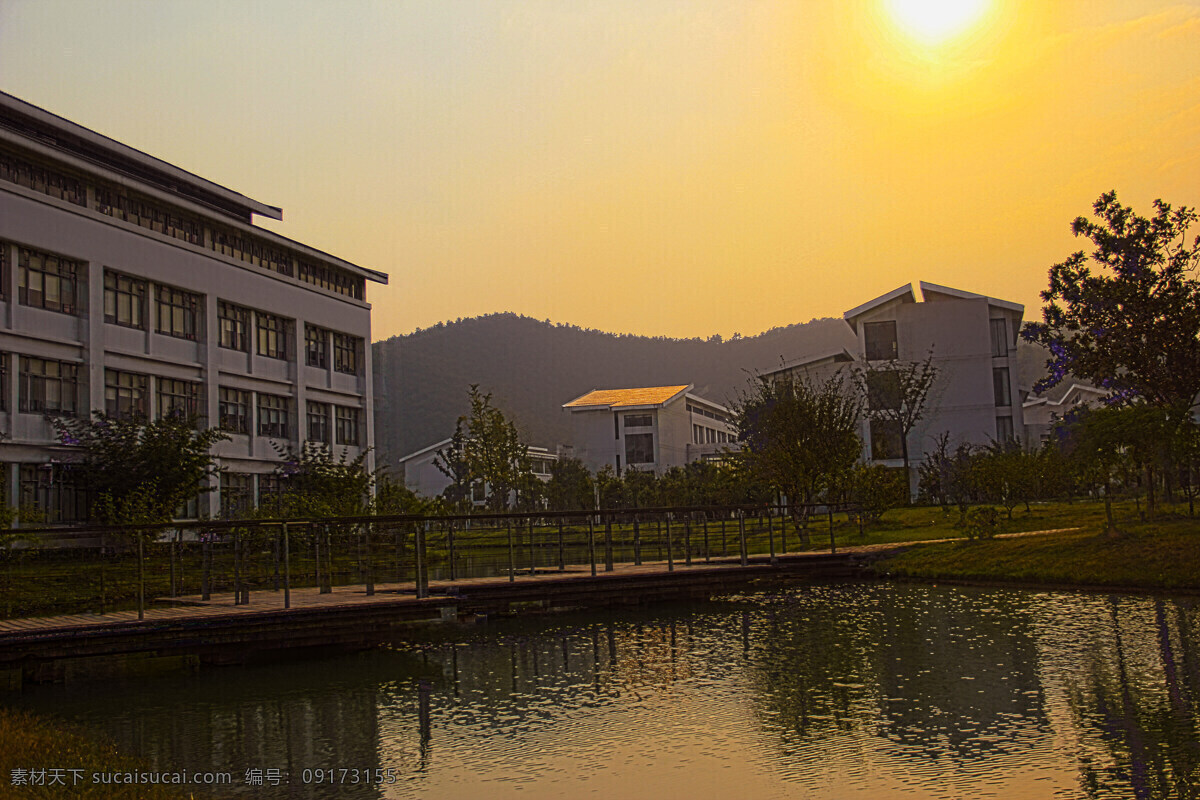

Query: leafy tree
[52,412,228,524]
[544,457,595,511]
[263,442,374,518]
[852,353,938,497]
[1058,406,1148,536]
[446,383,530,510]
[846,464,907,525]
[916,432,978,522]
[970,441,1040,520]
[1023,191,1200,410]
[432,425,473,510]
[731,373,862,539]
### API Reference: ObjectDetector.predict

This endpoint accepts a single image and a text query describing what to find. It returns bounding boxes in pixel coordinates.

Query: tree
[52,412,228,524]
[544,457,595,511]
[263,442,374,518]
[852,353,938,497]
[731,373,862,539]
[1023,191,1200,410]
[436,385,532,512]
[432,425,472,510]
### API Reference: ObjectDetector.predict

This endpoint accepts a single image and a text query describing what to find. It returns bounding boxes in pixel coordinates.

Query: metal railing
[0,504,862,621]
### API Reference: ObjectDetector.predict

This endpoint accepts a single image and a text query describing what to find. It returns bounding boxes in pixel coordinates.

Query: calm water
[8,583,1200,799]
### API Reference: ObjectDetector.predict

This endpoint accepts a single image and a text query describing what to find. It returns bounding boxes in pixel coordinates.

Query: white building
[0,91,387,520]
[843,281,1025,475]
[562,385,736,476]
[398,439,558,503]
[1023,383,1108,447]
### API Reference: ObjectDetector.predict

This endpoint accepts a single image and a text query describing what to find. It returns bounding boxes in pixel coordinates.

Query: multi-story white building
[842,281,1024,479]
[398,438,558,503]
[562,385,736,476]
[0,91,387,520]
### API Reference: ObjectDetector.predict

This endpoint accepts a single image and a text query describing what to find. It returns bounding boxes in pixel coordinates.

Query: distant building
[562,384,736,476]
[0,91,387,520]
[1023,383,1108,447]
[398,438,558,503]
[765,282,1025,490]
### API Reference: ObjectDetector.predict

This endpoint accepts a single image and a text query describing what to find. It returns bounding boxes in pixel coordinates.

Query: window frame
[306,400,330,444]
[332,332,361,375]
[104,369,148,419]
[18,246,80,315]
[218,301,251,352]
[218,387,251,434]
[624,432,655,465]
[256,312,291,360]
[156,377,203,421]
[19,356,80,415]
[335,405,360,446]
[155,284,202,341]
[863,320,898,361]
[257,393,291,438]
[305,325,329,368]
[103,270,148,330]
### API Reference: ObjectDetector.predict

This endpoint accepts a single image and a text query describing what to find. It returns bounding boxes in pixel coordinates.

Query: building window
[0,353,7,412]
[19,357,79,415]
[335,406,360,446]
[990,318,1009,358]
[625,433,654,465]
[0,149,86,207]
[257,393,290,438]
[863,320,898,361]
[996,415,1015,442]
[866,370,902,411]
[95,185,204,246]
[218,388,250,434]
[156,284,201,340]
[256,312,290,360]
[870,419,904,460]
[220,472,253,518]
[19,464,89,523]
[332,332,361,375]
[624,414,653,428]
[257,474,285,507]
[103,271,147,330]
[993,367,1011,407]
[0,244,7,300]
[157,377,202,421]
[18,246,79,315]
[298,259,365,300]
[104,369,148,418]
[305,325,328,368]
[307,401,330,444]
[218,302,251,352]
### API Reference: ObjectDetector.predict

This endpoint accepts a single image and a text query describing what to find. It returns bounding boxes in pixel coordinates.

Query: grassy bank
[870,511,1200,592]
[0,709,191,799]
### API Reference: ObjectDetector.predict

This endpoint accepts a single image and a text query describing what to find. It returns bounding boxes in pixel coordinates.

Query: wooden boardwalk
[0,529,1081,684]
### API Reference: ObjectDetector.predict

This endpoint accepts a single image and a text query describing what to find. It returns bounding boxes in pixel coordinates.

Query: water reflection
[5,586,1199,799]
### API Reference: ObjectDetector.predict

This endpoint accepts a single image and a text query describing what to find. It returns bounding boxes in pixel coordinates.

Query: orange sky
[2,1,1197,341]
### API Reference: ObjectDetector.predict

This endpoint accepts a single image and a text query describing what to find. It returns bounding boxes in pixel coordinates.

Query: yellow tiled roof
[564,385,690,409]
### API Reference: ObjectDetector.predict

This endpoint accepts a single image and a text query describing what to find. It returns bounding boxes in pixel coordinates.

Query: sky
[2,1,1198,342]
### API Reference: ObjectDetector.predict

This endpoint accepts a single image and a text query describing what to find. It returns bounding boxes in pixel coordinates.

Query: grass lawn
[870,504,1200,591]
[0,709,191,799]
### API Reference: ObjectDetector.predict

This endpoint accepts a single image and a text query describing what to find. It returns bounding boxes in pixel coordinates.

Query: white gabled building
[0,91,387,520]
[398,438,558,503]
[842,281,1025,477]
[562,384,736,476]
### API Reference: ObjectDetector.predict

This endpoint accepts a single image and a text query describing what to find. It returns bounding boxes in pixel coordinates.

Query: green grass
[0,709,192,799]
[872,509,1200,591]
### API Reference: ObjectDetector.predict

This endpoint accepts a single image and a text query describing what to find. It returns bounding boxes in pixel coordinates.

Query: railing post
[201,530,211,601]
[683,516,693,567]
[829,506,836,555]
[779,505,787,555]
[169,528,178,598]
[587,517,597,577]
[702,516,710,563]
[666,516,674,572]
[604,516,614,572]
[271,526,280,591]
[323,524,333,593]
[529,517,537,576]
[395,523,404,585]
[282,522,291,609]
[365,521,375,596]
[233,528,242,605]
[137,531,145,621]
[448,520,457,582]
[633,517,642,566]
[722,518,728,557]
[315,525,324,594]
[768,511,776,564]
[416,522,429,599]
[507,520,516,583]
[738,511,749,567]
[557,518,565,572]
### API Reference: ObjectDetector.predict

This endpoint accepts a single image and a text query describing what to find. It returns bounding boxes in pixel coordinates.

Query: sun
[884,0,992,45]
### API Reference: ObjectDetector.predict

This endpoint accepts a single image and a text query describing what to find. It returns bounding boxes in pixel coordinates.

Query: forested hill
[371,314,857,470]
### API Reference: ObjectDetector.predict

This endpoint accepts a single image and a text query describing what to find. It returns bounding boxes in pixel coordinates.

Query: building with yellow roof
[562,384,736,476]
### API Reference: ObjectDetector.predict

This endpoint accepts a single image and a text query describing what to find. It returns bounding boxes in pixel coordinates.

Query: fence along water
[0,504,863,620]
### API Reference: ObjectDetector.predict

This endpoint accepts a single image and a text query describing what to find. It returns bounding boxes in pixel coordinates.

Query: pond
[7,583,1199,799]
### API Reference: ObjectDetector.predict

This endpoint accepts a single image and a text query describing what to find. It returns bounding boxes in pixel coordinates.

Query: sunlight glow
[884,0,992,45]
